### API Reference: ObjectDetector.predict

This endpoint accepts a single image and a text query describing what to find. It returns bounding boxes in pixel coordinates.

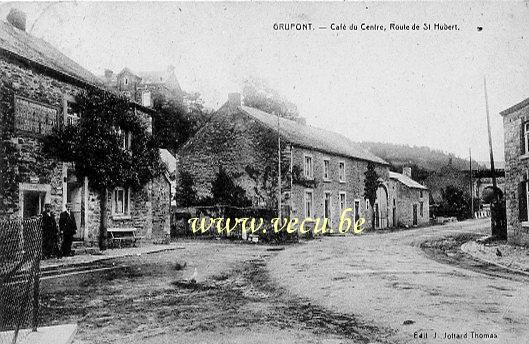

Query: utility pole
[277,113,282,220]
[484,76,505,239]
[469,148,474,219]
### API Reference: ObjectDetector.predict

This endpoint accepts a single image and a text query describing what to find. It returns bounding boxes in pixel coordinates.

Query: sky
[2,1,529,163]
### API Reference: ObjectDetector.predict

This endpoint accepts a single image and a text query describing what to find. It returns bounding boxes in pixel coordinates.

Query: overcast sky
[2,1,529,162]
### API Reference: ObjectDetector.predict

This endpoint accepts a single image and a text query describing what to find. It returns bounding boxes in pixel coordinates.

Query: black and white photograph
[0,1,528,343]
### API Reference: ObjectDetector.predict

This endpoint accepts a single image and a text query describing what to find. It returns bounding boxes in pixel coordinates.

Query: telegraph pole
[277,113,282,220]
[469,148,474,219]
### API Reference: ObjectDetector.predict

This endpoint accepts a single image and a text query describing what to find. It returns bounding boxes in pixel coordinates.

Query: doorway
[413,204,418,226]
[22,191,46,218]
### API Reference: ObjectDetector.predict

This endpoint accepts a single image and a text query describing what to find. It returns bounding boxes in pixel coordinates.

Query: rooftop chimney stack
[7,9,26,31]
[403,166,412,178]
[228,93,241,108]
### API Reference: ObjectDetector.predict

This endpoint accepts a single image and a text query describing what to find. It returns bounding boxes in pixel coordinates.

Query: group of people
[41,203,77,259]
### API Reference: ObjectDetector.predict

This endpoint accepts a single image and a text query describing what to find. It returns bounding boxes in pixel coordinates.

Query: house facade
[0,10,170,242]
[179,93,393,230]
[389,168,429,227]
[501,96,529,244]
[101,65,183,106]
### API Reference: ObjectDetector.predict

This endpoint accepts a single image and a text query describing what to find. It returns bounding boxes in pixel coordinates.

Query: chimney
[228,93,241,108]
[7,9,26,31]
[403,166,412,178]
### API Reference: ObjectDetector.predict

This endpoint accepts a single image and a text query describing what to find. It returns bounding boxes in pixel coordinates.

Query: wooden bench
[107,227,143,248]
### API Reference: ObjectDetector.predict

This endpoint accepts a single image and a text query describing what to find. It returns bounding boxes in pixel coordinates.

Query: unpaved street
[269,219,529,343]
[39,241,393,344]
[39,220,529,344]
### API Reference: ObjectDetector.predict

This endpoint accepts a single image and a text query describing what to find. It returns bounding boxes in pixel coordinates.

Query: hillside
[361,142,485,172]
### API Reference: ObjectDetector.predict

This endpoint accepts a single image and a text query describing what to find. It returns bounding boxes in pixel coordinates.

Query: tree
[211,166,251,207]
[364,162,381,230]
[152,94,191,153]
[437,185,470,220]
[242,77,300,120]
[175,171,197,207]
[43,89,163,250]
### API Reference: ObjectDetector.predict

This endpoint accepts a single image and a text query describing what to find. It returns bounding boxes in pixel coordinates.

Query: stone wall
[289,147,389,230]
[0,56,168,241]
[503,105,529,244]
[179,103,391,231]
[179,104,280,205]
[390,180,429,227]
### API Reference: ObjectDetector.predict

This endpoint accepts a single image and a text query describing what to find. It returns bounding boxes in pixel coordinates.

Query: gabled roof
[0,20,103,87]
[389,171,428,190]
[239,106,388,165]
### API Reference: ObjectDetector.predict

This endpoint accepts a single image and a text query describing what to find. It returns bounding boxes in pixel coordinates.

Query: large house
[101,66,183,106]
[0,9,171,242]
[389,168,429,227]
[180,93,430,230]
[501,96,529,244]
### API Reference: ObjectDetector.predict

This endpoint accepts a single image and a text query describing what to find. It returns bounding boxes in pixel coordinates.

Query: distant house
[179,93,396,230]
[0,9,170,242]
[389,168,429,227]
[500,96,529,244]
[101,65,183,106]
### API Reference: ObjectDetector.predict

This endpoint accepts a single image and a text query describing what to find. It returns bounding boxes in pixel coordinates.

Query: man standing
[41,203,59,259]
[59,203,77,257]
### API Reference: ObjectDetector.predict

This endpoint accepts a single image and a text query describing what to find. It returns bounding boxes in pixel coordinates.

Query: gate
[0,217,42,344]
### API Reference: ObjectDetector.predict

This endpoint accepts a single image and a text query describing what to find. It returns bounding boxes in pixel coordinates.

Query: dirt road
[268,219,529,343]
[39,241,393,344]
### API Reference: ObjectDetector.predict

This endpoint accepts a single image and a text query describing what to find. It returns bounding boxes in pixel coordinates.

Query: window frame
[303,154,314,180]
[323,158,331,181]
[112,187,131,216]
[524,122,529,155]
[304,189,314,219]
[323,191,332,220]
[338,191,347,216]
[354,199,361,222]
[338,160,346,183]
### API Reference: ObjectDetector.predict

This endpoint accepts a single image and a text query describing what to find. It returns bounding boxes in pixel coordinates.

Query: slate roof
[0,20,103,87]
[239,106,388,165]
[389,171,428,190]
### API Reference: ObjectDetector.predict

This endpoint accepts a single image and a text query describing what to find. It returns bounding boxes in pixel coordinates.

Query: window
[420,201,424,217]
[324,192,332,220]
[66,101,79,126]
[113,187,130,215]
[304,190,313,218]
[339,192,347,215]
[304,155,313,179]
[323,159,331,180]
[124,77,128,85]
[141,91,152,107]
[420,190,423,198]
[115,127,131,150]
[524,122,529,155]
[354,200,360,222]
[365,199,369,210]
[338,161,346,182]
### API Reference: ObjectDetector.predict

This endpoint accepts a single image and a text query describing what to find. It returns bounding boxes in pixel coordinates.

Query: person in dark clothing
[59,203,77,257]
[41,203,60,259]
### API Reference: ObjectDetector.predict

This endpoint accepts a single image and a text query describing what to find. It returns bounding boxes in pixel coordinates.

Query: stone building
[0,10,170,243]
[179,93,394,230]
[101,65,183,106]
[389,167,430,227]
[501,97,529,244]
